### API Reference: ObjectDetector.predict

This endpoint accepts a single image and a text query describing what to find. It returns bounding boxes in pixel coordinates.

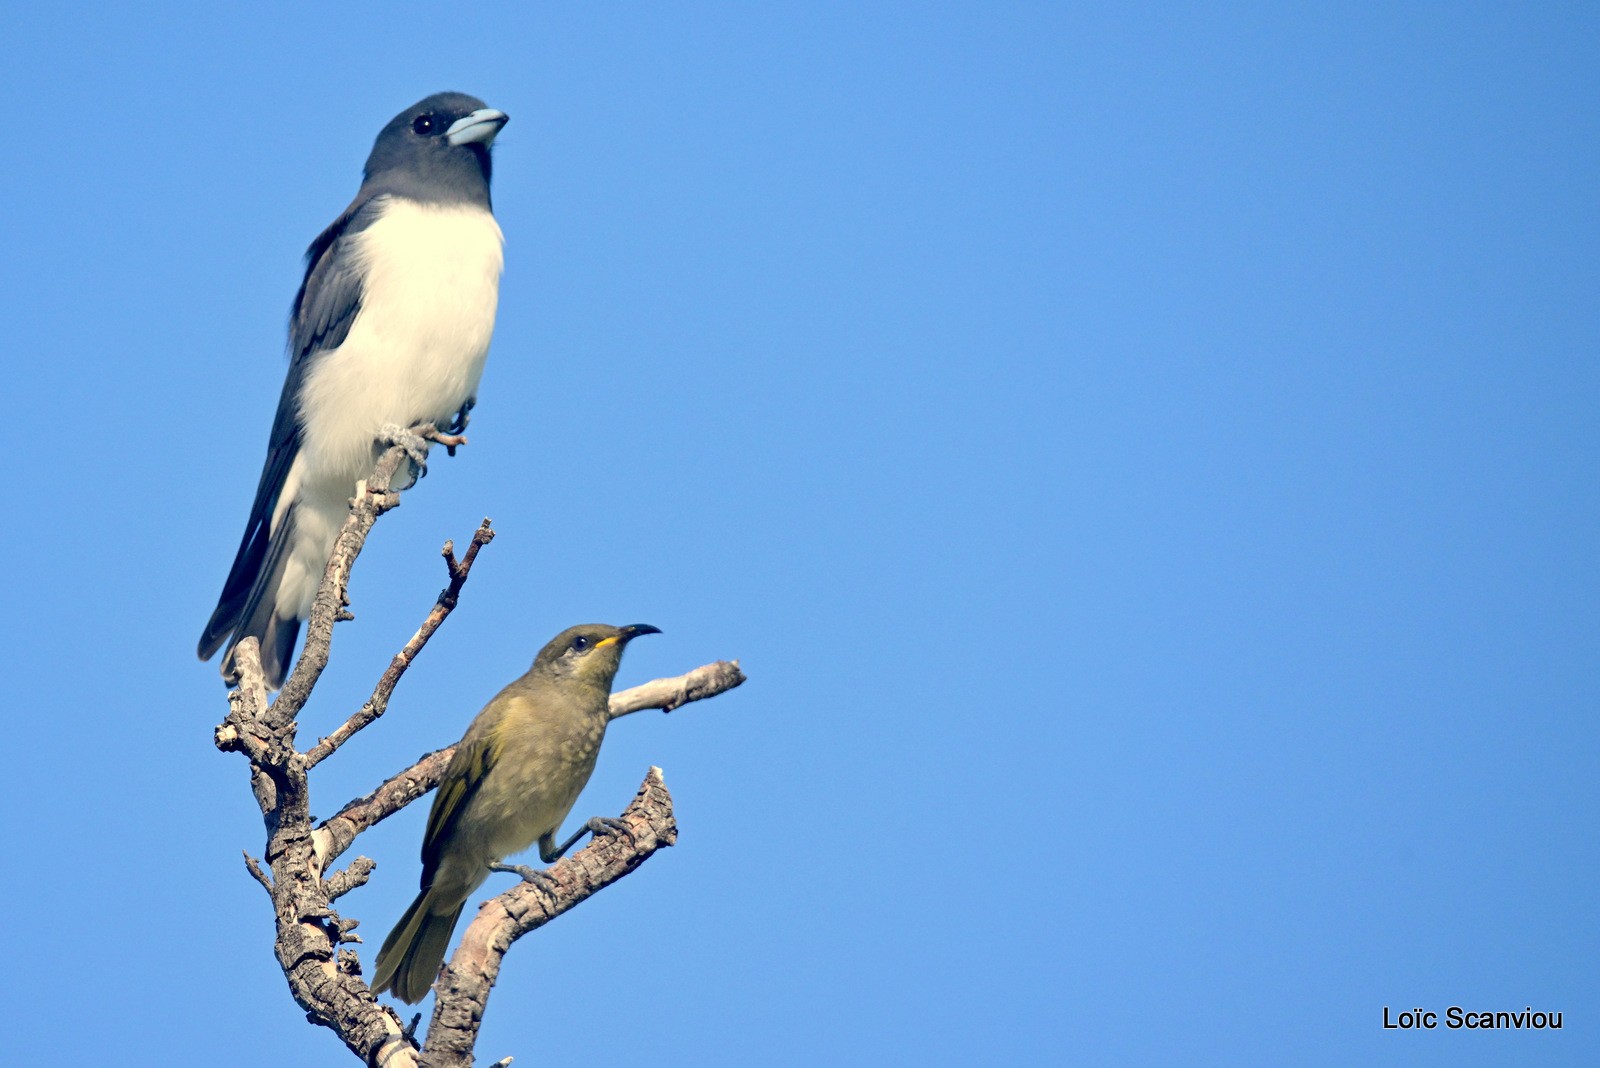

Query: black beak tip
[621,624,662,641]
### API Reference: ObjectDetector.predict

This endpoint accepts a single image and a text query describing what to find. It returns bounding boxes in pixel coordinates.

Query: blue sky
[1,3,1594,1064]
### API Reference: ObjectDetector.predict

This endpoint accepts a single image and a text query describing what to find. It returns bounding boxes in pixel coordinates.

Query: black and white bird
[199,93,508,688]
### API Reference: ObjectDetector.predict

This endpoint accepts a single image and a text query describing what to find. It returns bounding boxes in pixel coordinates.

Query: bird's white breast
[270,198,503,621]
[297,198,504,486]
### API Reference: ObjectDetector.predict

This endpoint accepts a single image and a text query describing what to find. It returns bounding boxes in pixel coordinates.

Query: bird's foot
[423,425,469,458]
[378,423,434,480]
[448,398,475,436]
[584,816,634,847]
[488,862,562,897]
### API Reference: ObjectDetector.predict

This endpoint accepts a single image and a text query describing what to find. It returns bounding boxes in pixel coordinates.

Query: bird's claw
[488,862,561,897]
[424,427,469,458]
[378,423,434,479]
[586,816,633,845]
[448,398,475,436]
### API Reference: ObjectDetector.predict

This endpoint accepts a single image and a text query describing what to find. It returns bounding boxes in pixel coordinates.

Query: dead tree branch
[213,439,425,1064]
[272,444,411,723]
[609,659,747,719]
[314,748,457,871]
[305,519,496,768]
[419,768,679,1068]
[213,429,746,1067]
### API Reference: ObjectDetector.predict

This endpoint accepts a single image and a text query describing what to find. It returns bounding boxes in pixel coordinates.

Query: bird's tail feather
[197,522,270,662]
[372,887,466,1004]
[201,507,299,688]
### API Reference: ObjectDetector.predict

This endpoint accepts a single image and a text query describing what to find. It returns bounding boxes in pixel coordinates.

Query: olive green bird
[370,622,660,1003]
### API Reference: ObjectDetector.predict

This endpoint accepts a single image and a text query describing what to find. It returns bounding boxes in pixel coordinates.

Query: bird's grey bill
[446,108,509,146]
[620,624,662,641]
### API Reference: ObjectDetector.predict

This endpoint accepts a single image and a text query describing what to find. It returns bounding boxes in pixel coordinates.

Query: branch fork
[212,428,746,1066]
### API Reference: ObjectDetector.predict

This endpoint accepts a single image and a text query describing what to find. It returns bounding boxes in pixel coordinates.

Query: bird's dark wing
[198,195,385,661]
[289,193,387,364]
[420,723,498,887]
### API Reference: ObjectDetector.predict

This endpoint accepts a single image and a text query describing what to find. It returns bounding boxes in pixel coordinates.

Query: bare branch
[609,659,747,719]
[304,519,496,768]
[215,638,273,765]
[419,768,679,1067]
[212,434,441,1065]
[213,429,746,1066]
[271,444,411,726]
[314,748,457,870]
[244,852,274,895]
[324,856,377,902]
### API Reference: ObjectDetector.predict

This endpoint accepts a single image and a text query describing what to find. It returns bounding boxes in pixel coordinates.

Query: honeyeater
[371,622,660,1003]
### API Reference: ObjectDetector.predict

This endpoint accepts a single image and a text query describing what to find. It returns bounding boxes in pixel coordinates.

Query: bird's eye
[570,635,591,653]
[412,115,434,135]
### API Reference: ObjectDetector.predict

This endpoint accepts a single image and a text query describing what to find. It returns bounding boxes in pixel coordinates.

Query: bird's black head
[362,92,508,207]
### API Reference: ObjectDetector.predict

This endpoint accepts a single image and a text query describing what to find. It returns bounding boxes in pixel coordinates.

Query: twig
[314,748,457,870]
[304,519,496,768]
[216,643,274,768]
[609,659,747,718]
[324,856,377,902]
[272,447,411,727]
[244,852,274,895]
